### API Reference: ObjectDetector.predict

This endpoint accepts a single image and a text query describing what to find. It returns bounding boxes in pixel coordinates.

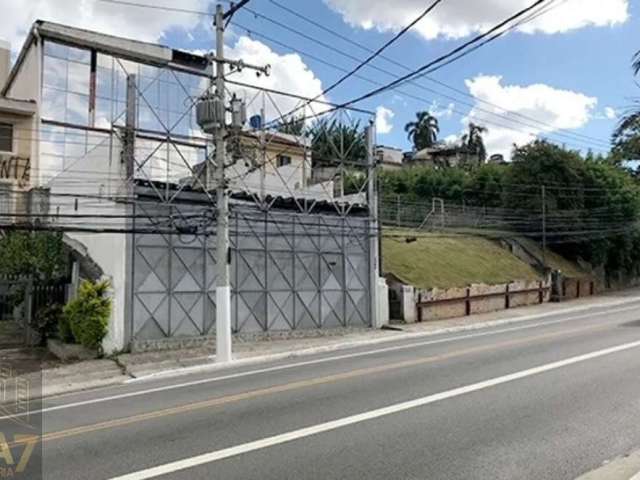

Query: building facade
[1,21,385,352]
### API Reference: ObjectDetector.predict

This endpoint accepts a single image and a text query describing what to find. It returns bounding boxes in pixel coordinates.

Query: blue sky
[156,0,639,158]
[6,0,639,158]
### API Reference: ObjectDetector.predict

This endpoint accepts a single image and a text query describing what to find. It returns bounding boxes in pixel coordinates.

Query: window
[0,123,13,153]
[277,155,292,167]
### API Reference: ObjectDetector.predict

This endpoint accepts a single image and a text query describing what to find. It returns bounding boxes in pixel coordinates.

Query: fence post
[417,292,422,323]
[576,281,581,299]
[538,281,544,304]
[24,276,34,345]
[70,260,80,301]
[465,287,471,316]
[505,284,510,309]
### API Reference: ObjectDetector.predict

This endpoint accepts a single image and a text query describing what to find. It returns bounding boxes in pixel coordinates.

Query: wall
[129,191,373,349]
[47,135,130,354]
[5,39,41,184]
[416,280,549,322]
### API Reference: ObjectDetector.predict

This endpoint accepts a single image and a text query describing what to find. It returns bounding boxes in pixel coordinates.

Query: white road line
[1,304,637,422]
[109,338,640,480]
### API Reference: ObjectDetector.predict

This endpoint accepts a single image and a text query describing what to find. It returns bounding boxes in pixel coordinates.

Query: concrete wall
[47,135,129,354]
[414,280,549,322]
[561,278,595,301]
[5,38,41,185]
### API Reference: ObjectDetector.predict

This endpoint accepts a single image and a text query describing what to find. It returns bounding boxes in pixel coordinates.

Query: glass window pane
[66,93,89,125]
[0,123,13,152]
[43,56,67,90]
[42,87,66,121]
[67,61,90,95]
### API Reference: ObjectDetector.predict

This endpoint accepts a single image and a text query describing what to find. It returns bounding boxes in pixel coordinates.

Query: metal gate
[130,199,371,342]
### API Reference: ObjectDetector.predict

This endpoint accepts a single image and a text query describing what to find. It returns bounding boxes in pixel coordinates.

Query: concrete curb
[126,295,640,383]
[575,450,640,479]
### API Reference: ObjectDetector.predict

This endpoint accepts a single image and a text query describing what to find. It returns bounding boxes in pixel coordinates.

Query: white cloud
[604,106,618,120]
[1,1,327,128]
[0,0,211,49]
[375,106,395,134]
[325,0,628,40]
[428,100,455,119]
[225,37,327,123]
[463,75,597,159]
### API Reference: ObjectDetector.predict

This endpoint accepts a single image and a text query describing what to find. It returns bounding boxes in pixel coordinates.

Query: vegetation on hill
[379,140,640,283]
[383,234,541,289]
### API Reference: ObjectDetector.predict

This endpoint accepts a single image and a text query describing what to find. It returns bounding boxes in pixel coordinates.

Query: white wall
[48,135,130,353]
[6,39,42,186]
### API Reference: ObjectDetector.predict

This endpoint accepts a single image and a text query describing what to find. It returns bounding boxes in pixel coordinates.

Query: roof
[133,180,369,215]
[0,97,36,116]
[3,20,212,96]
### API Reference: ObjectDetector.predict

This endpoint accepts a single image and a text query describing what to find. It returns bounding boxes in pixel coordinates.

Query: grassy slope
[514,237,587,278]
[382,233,542,289]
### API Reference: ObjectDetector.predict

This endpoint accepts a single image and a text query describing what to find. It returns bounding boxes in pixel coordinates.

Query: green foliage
[308,119,366,165]
[0,232,68,280]
[612,104,640,161]
[62,280,111,350]
[404,111,439,150]
[58,312,74,344]
[33,303,63,345]
[277,115,305,136]
[380,140,640,280]
[461,123,488,163]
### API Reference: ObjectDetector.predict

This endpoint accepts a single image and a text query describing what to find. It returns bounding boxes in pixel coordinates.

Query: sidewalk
[118,288,640,380]
[7,287,640,401]
[575,449,640,479]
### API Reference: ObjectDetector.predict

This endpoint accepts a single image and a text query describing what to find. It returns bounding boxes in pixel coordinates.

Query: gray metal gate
[130,197,371,342]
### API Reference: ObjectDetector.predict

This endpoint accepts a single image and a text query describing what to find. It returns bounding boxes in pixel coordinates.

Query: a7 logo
[0,433,38,475]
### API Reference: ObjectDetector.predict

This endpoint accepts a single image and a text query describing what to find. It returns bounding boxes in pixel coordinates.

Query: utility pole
[366,123,382,328]
[213,4,232,364]
[541,185,547,271]
[197,2,269,363]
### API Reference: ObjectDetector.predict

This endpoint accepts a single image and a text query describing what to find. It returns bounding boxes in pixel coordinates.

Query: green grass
[382,232,542,289]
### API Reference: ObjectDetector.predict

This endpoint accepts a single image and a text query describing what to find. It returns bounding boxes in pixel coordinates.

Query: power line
[95,0,609,150]
[281,0,446,117]
[260,0,608,148]
[337,0,549,108]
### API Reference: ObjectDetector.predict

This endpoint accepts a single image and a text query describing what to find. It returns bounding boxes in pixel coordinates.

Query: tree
[461,122,488,163]
[0,232,68,280]
[612,102,640,161]
[277,115,305,136]
[404,111,439,150]
[611,49,640,160]
[307,118,366,165]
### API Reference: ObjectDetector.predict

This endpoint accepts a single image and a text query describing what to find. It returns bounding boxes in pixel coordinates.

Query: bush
[32,303,63,345]
[62,280,111,350]
[57,312,74,344]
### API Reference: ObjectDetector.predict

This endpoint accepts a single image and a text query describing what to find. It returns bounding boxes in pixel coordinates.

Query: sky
[2,0,639,159]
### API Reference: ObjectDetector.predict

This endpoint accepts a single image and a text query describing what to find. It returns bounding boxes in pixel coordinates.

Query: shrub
[62,280,111,350]
[57,312,74,344]
[32,303,63,345]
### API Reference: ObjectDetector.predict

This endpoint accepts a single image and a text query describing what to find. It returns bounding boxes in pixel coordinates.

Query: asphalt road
[8,301,640,479]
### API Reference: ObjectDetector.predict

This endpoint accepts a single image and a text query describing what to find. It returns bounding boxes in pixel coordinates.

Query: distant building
[488,154,507,165]
[376,145,404,170]
[407,143,483,169]
[0,39,38,221]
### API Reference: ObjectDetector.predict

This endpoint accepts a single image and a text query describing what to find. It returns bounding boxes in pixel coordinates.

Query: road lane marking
[109,338,640,480]
[3,321,619,449]
[2,304,637,422]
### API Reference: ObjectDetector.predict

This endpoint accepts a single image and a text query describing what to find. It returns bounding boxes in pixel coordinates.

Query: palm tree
[404,111,439,150]
[612,50,640,159]
[461,122,488,163]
